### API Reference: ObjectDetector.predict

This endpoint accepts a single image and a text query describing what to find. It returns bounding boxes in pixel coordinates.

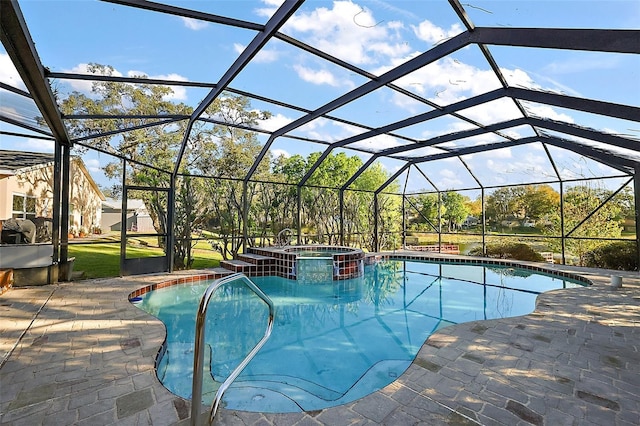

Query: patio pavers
[1,262,638,425]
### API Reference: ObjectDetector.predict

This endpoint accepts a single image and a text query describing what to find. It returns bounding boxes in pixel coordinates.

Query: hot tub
[248,245,365,281]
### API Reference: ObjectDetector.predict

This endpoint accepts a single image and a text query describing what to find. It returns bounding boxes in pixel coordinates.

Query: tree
[194,96,271,259]
[352,162,400,250]
[521,185,559,222]
[546,185,623,265]
[59,64,270,267]
[610,186,635,221]
[271,153,399,249]
[485,187,526,223]
[442,191,469,232]
[173,175,206,269]
[298,152,363,244]
[465,197,482,221]
[267,154,305,237]
[408,193,442,231]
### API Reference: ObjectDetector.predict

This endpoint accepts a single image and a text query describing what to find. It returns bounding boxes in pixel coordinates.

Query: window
[12,193,37,220]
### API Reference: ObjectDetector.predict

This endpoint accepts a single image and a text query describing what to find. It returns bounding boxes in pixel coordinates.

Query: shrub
[469,243,545,262]
[583,241,638,271]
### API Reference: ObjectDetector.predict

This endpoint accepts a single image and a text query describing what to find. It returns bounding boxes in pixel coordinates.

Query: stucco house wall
[0,151,105,236]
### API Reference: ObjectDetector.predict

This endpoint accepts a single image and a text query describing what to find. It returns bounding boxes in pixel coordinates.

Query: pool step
[219,254,279,276]
[203,267,234,276]
[237,253,276,265]
[219,259,253,274]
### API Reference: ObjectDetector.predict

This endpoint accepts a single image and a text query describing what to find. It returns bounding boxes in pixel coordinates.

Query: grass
[68,241,222,279]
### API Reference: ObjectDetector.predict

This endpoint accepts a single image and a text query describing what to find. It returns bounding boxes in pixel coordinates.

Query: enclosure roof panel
[0,0,637,191]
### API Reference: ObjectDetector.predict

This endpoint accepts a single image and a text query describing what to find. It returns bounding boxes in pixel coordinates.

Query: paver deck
[1,257,638,425]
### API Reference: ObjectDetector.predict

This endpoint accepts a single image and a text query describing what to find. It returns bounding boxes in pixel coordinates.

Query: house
[462,215,478,227]
[0,149,106,238]
[101,198,154,233]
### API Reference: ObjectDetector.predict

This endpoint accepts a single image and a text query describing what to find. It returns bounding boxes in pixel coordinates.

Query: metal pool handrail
[190,273,275,426]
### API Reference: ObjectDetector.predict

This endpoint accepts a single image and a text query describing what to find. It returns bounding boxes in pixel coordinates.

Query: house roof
[0,149,106,201]
[0,150,54,174]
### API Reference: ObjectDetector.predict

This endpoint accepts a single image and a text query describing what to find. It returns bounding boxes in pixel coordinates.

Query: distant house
[101,198,154,233]
[0,150,105,237]
[462,216,478,227]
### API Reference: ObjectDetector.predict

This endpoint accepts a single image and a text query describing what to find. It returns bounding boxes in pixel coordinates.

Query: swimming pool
[133,259,586,413]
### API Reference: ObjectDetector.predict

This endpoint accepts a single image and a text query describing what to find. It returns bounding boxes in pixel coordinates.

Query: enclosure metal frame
[1,0,639,274]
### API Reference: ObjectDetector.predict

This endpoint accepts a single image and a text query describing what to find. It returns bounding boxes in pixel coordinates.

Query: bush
[583,241,638,271]
[469,242,545,262]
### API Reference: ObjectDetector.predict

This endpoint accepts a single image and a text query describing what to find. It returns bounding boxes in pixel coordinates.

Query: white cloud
[437,168,463,189]
[501,126,529,140]
[293,64,342,87]
[333,121,367,137]
[488,147,513,159]
[283,1,410,66]
[502,67,581,97]
[126,70,188,101]
[181,17,208,31]
[63,63,122,94]
[412,20,463,45]
[464,146,554,184]
[255,0,284,18]
[350,134,403,151]
[382,55,577,127]
[525,104,575,123]
[63,63,122,93]
[83,158,102,174]
[296,117,333,141]
[402,145,444,158]
[257,112,293,132]
[458,98,523,125]
[0,105,21,122]
[0,53,25,90]
[270,148,290,158]
[400,57,502,104]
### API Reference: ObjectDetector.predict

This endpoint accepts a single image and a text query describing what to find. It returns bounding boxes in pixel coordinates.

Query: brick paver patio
[1,258,638,425]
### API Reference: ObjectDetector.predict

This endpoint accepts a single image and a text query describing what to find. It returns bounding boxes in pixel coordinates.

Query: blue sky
[1,0,638,193]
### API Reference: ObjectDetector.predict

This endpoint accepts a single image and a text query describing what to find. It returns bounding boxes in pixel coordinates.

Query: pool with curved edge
[130,257,589,413]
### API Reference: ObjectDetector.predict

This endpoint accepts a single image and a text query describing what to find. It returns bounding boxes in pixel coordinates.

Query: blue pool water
[134,260,585,413]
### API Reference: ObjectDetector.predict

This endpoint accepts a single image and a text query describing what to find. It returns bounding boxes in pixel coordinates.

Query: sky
[1,0,638,194]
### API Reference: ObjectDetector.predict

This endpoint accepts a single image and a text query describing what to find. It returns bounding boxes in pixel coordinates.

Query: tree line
[408,183,634,264]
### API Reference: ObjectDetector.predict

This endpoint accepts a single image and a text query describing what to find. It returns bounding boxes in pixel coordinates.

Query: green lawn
[68,242,222,279]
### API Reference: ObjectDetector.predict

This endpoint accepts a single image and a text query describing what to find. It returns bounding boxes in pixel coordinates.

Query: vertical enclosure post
[167,174,176,272]
[437,190,442,252]
[51,141,61,271]
[242,180,249,250]
[401,194,406,250]
[560,181,566,265]
[481,188,486,255]
[120,159,127,276]
[59,144,71,276]
[634,167,640,269]
[296,186,302,245]
[373,193,379,252]
[339,189,344,246]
